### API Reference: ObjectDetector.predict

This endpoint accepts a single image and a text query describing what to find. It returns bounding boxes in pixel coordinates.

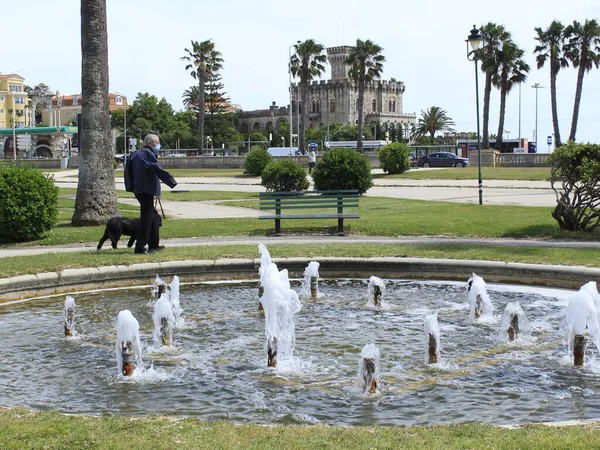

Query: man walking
[130,134,177,254]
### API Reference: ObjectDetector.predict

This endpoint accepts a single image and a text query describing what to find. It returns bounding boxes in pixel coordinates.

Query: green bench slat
[259,213,360,220]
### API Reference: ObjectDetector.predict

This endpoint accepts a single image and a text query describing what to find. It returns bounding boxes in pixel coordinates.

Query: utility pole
[532,83,544,151]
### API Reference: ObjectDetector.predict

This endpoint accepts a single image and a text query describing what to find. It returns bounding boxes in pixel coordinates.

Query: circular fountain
[1,269,599,426]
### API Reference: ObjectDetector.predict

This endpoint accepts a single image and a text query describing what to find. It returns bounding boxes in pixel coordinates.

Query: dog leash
[155,197,166,220]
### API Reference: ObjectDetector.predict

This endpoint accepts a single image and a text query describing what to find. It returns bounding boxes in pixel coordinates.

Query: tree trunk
[496,77,507,148]
[550,58,562,147]
[356,80,365,152]
[482,72,493,149]
[72,0,119,225]
[198,75,205,153]
[569,54,586,142]
[299,81,307,154]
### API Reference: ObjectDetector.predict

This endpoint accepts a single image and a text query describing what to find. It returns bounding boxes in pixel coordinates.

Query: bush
[0,165,59,241]
[378,142,411,174]
[261,159,309,192]
[312,148,373,194]
[244,146,272,176]
[549,141,600,231]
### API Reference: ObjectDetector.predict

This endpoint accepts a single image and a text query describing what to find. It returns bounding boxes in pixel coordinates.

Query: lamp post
[531,83,544,151]
[116,92,127,154]
[288,45,294,151]
[466,25,484,205]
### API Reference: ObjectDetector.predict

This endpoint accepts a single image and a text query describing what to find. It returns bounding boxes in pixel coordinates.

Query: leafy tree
[182,86,200,109]
[534,20,569,147]
[492,40,529,148]
[549,141,600,231]
[245,146,273,176]
[411,106,455,144]
[564,19,600,142]
[479,23,510,149]
[182,39,223,153]
[346,39,385,152]
[72,0,119,225]
[290,39,327,154]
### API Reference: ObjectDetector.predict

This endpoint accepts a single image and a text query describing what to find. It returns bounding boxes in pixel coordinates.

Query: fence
[468,150,551,167]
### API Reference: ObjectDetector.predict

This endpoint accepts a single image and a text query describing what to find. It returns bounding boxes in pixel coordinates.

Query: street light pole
[467,25,484,205]
[289,45,294,151]
[532,83,543,151]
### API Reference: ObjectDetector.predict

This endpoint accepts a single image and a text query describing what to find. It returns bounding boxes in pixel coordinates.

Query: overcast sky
[4,0,599,148]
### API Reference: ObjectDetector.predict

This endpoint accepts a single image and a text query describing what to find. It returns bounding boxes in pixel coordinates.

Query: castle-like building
[238,46,416,139]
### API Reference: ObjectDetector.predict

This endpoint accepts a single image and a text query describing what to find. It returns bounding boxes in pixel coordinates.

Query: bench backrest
[259,190,359,212]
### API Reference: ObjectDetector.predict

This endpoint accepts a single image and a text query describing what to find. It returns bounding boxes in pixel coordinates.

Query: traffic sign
[16,135,32,150]
[547,136,552,145]
[309,140,317,149]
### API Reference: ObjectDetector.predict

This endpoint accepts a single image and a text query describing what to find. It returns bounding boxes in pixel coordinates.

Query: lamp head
[467,25,484,52]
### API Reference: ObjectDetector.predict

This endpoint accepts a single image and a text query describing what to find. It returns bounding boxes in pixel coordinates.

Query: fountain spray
[500,302,531,342]
[116,310,143,376]
[168,275,183,327]
[153,293,175,347]
[561,287,600,366]
[63,296,76,337]
[358,343,380,393]
[257,243,272,310]
[424,313,441,364]
[151,275,167,303]
[367,276,386,307]
[301,261,320,299]
[467,273,494,319]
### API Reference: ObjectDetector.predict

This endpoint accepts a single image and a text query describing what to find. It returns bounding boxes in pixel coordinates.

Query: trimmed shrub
[378,142,411,174]
[244,146,272,176]
[0,165,59,242]
[312,148,373,194]
[261,159,309,192]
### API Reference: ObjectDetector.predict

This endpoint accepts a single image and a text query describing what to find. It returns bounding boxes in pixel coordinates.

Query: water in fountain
[560,287,600,365]
[259,260,301,367]
[115,310,144,376]
[300,261,320,298]
[499,302,531,343]
[580,281,600,311]
[63,296,76,337]
[168,275,183,327]
[151,275,166,303]
[424,313,441,364]
[366,276,386,308]
[467,273,494,320]
[357,343,379,393]
[257,243,272,302]
[153,293,175,348]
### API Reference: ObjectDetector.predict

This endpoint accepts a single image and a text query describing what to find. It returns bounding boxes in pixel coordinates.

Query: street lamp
[466,24,484,205]
[288,45,294,151]
[116,92,127,154]
[531,83,544,151]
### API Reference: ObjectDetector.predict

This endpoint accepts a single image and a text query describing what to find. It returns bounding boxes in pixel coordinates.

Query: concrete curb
[2,257,597,302]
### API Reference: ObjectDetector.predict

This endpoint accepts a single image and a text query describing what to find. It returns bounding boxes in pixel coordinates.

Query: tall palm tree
[564,19,600,142]
[72,0,119,225]
[181,40,223,153]
[290,39,327,154]
[182,86,201,109]
[410,106,455,144]
[492,40,529,148]
[534,20,569,147]
[479,23,511,149]
[346,39,385,152]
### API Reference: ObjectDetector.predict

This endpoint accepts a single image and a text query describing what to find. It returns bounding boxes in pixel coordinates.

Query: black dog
[97,211,162,250]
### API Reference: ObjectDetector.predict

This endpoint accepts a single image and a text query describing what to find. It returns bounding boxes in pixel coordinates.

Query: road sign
[309,140,317,149]
[547,136,552,145]
[16,135,31,150]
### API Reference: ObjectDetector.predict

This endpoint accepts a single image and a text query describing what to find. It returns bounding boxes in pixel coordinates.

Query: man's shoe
[134,248,147,254]
[150,245,165,252]
[147,248,156,254]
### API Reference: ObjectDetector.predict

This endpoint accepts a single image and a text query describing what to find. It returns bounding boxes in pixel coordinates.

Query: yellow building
[0,73,27,129]
[41,92,128,126]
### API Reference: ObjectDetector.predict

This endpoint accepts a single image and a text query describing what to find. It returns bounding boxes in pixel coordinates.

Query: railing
[468,150,552,167]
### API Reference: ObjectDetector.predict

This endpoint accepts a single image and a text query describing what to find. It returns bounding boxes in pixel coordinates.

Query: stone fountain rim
[1,256,597,303]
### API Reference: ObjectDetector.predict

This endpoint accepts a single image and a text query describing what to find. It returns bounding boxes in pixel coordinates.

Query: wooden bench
[259,189,360,235]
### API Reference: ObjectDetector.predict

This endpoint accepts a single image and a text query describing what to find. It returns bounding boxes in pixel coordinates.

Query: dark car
[417,152,469,168]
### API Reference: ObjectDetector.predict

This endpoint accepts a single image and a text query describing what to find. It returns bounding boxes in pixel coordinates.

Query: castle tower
[327,46,353,81]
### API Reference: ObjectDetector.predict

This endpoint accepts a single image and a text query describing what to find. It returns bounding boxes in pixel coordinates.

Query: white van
[267,147,298,156]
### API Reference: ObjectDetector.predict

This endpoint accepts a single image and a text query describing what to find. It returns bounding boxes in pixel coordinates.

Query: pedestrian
[308,148,316,174]
[130,134,177,254]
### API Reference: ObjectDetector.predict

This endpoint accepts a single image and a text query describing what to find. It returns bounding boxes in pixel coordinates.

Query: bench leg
[337,218,344,235]
[275,218,281,235]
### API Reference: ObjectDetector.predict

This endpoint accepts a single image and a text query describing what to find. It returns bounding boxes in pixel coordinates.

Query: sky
[3,0,600,149]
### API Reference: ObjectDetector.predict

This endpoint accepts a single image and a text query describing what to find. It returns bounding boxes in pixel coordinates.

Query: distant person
[130,134,177,254]
[308,148,316,174]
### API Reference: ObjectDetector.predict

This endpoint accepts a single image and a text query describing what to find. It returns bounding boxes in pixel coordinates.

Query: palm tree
[534,21,569,147]
[346,39,385,152]
[564,19,600,142]
[479,23,511,149]
[181,40,223,153]
[290,39,327,154]
[492,40,529,148]
[72,0,119,225]
[411,106,455,144]
[182,86,201,109]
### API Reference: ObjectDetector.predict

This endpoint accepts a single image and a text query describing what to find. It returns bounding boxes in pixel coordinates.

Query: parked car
[165,153,187,158]
[417,152,469,168]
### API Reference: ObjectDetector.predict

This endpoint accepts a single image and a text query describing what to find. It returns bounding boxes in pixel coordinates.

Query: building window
[330,99,335,113]
[115,96,123,105]
[73,97,79,105]
[57,99,63,106]
[0,109,4,114]
[15,97,24,104]
[372,99,377,112]
[312,101,316,113]
[9,85,22,92]
[66,113,71,120]
[0,96,4,101]
[388,99,396,113]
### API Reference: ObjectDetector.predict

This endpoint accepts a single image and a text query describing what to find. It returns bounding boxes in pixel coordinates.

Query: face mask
[153,143,161,152]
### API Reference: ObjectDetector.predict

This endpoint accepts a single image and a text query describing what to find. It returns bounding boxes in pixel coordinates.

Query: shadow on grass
[502,224,600,240]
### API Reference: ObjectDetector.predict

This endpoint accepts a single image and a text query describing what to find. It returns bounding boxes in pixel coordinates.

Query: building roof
[0,73,25,81]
